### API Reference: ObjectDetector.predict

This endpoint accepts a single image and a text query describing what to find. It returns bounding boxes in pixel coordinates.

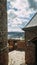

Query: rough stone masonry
[0,0,8,65]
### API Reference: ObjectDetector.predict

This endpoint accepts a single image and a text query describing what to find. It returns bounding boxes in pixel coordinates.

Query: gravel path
[8,50,25,65]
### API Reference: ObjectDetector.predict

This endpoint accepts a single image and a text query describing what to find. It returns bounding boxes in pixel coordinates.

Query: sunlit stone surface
[8,50,25,65]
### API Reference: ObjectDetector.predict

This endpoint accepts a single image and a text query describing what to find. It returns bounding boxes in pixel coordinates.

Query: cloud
[8,25,24,32]
[13,18,22,25]
[7,0,29,11]
[7,0,36,32]
[28,0,37,11]
[35,0,37,1]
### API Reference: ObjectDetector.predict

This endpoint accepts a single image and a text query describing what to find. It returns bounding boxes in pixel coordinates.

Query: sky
[7,0,37,32]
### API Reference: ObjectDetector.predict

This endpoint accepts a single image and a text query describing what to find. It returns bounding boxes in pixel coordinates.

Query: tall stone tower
[0,0,8,65]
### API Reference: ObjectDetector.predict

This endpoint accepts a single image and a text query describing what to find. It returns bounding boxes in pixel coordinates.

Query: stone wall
[0,0,8,65]
[25,29,37,64]
[25,29,37,41]
[8,40,14,51]
[17,40,26,50]
[8,39,26,51]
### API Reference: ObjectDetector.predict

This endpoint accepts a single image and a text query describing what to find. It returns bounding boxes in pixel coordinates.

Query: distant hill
[8,32,25,40]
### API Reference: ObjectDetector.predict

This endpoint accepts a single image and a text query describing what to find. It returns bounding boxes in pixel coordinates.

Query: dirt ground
[8,50,25,65]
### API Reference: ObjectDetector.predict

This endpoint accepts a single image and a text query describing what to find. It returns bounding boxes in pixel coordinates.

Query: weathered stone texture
[0,0,8,65]
[25,29,37,64]
[0,0,7,49]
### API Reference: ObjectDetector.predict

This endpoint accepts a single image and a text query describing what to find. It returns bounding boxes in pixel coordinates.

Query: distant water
[8,32,25,39]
